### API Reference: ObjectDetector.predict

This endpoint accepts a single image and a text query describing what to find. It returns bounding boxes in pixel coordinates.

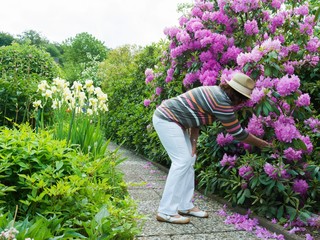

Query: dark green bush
[100,44,169,164]
[0,43,60,126]
[0,124,141,239]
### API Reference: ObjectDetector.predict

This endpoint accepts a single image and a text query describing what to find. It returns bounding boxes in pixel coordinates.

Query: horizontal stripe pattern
[154,86,248,140]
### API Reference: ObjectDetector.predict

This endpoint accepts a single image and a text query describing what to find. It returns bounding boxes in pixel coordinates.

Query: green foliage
[61,32,108,82]
[100,43,170,164]
[0,124,141,239]
[0,32,14,47]
[16,30,49,47]
[0,43,60,126]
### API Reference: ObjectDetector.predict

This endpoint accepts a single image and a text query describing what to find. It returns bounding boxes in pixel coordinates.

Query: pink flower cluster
[273,116,300,143]
[247,115,265,137]
[304,117,320,133]
[283,147,303,162]
[145,68,154,84]
[220,153,237,167]
[295,93,310,107]
[276,75,300,97]
[218,206,285,239]
[263,163,289,179]
[239,165,254,180]
[293,179,309,195]
[216,132,234,146]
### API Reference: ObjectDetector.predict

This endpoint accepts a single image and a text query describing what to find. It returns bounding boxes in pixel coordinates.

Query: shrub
[0,43,60,126]
[99,44,170,163]
[143,0,320,224]
[0,124,141,239]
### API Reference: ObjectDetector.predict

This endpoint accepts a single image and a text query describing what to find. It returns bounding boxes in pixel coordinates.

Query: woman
[153,72,269,224]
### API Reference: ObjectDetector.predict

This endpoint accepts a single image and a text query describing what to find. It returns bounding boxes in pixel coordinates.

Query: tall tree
[17,30,48,46]
[61,32,108,81]
[0,32,15,47]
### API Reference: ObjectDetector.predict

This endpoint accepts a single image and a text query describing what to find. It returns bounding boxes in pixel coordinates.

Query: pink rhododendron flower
[183,71,200,86]
[186,18,204,32]
[306,37,320,53]
[299,16,315,35]
[199,70,217,86]
[247,115,265,137]
[256,76,274,89]
[284,147,303,162]
[179,16,188,27]
[244,19,259,35]
[155,87,163,96]
[163,27,179,38]
[220,153,237,167]
[145,68,154,84]
[306,234,314,240]
[165,68,174,83]
[220,46,242,64]
[304,54,319,66]
[261,39,281,53]
[217,133,234,146]
[304,117,320,133]
[273,116,300,143]
[191,6,203,18]
[293,179,309,195]
[288,44,300,52]
[239,165,254,180]
[271,0,285,9]
[199,50,213,62]
[143,99,151,107]
[264,163,290,179]
[283,63,295,75]
[296,93,311,107]
[276,74,300,97]
[300,135,313,154]
[270,14,285,33]
[230,0,260,13]
[250,88,266,104]
[294,4,309,16]
[176,30,191,43]
[264,163,277,179]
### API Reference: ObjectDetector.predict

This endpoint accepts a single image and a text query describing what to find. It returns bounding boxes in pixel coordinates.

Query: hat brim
[226,79,252,99]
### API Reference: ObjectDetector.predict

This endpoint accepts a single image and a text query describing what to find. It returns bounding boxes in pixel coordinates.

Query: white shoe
[156,213,190,224]
[178,208,209,218]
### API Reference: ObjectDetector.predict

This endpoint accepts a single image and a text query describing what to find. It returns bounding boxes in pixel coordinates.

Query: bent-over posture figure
[153,73,269,224]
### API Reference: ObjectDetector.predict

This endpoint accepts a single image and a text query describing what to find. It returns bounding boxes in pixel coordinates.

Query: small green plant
[0,124,141,239]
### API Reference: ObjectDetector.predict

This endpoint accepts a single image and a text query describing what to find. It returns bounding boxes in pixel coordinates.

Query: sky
[0,0,193,48]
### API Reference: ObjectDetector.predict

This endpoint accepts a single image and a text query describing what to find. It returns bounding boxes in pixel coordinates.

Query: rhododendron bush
[145,0,320,225]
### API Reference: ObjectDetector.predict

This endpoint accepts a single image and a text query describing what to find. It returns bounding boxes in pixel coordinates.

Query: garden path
[108,142,302,240]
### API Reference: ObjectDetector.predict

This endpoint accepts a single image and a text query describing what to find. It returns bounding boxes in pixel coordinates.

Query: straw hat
[226,73,255,99]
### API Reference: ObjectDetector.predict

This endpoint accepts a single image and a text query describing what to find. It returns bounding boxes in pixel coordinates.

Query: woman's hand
[242,133,271,149]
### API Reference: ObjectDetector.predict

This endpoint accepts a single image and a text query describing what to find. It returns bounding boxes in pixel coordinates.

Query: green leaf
[95,205,110,225]
[286,206,297,221]
[292,139,307,151]
[244,189,251,198]
[264,65,272,77]
[277,205,284,219]
[276,182,285,192]
[55,161,64,171]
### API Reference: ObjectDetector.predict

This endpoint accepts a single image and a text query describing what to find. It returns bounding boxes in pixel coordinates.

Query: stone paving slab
[109,142,299,240]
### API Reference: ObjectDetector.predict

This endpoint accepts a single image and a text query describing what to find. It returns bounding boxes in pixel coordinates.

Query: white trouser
[153,114,196,215]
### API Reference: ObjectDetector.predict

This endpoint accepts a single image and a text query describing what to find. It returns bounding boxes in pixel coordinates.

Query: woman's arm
[241,133,270,148]
[190,127,199,156]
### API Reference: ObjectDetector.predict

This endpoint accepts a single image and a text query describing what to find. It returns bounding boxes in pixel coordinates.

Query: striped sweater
[154,86,248,140]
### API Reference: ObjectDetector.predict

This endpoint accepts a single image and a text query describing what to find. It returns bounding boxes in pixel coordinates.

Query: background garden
[0,0,319,239]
